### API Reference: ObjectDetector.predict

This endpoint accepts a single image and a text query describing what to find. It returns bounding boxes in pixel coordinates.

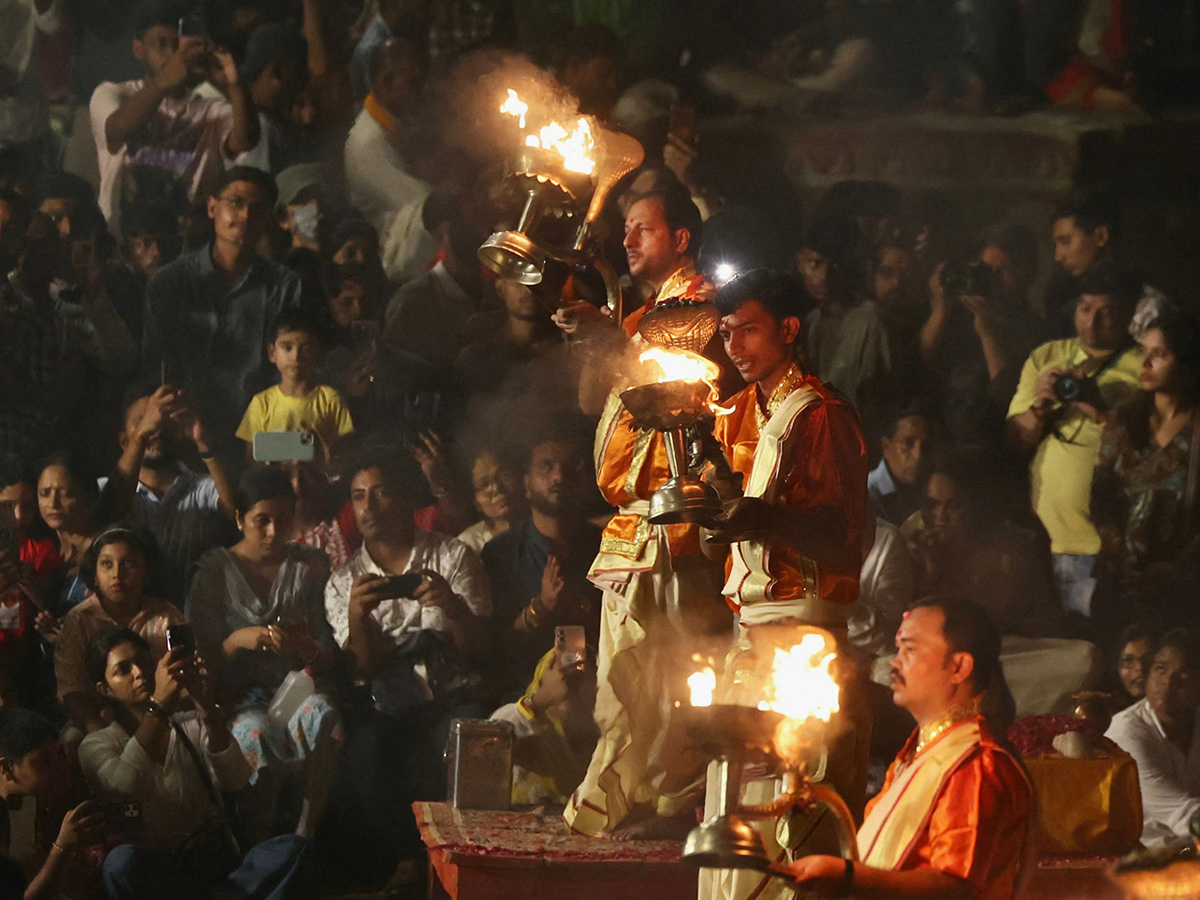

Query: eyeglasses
[217,195,271,216]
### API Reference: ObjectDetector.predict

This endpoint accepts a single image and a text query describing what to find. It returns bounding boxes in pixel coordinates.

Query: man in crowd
[1106,629,1200,848]
[344,37,435,283]
[322,450,490,880]
[1006,263,1142,618]
[699,268,870,899]
[481,428,602,701]
[920,227,1044,447]
[0,190,121,462]
[557,186,730,838]
[383,188,486,364]
[141,165,302,449]
[868,403,935,526]
[89,0,261,231]
[785,597,1034,899]
[102,381,235,606]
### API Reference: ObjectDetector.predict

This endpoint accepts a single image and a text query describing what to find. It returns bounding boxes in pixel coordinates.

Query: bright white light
[714,263,737,286]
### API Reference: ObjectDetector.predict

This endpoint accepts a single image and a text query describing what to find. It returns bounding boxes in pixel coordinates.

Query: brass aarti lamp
[682,628,859,879]
[479,119,644,319]
[619,299,726,526]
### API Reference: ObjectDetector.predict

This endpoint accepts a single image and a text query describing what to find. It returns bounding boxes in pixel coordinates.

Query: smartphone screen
[178,12,204,38]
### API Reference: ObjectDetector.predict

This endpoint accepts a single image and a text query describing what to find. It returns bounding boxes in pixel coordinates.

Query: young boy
[236,310,354,459]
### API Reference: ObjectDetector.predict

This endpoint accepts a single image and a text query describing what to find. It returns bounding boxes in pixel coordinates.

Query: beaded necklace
[896,695,983,776]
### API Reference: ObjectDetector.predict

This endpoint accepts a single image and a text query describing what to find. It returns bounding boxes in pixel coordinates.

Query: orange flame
[763,633,840,722]
[637,346,724,412]
[499,89,528,128]
[500,90,596,175]
[688,666,716,707]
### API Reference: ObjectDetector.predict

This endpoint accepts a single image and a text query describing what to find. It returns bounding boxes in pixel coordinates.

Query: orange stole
[861,717,1035,900]
[713,375,868,615]
[592,388,701,566]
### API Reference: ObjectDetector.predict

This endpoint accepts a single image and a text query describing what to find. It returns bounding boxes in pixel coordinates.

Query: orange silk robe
[713,372,868,620]
[867,717,1034,900]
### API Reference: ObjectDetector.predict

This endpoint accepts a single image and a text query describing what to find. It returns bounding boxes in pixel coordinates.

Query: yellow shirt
[1006,338,1141,555]
[235,384,354,446]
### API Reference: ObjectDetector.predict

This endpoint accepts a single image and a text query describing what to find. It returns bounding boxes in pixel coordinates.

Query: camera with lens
[940,259,996,300]
[1053,373,1085,403]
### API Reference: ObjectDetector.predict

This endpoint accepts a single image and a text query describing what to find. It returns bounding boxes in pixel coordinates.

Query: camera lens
[1053,375,1082,403]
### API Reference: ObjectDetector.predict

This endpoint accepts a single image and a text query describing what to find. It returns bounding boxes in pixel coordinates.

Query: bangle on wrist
[51,840,71,855]
[525,601,542,629]
[198,449,216,460]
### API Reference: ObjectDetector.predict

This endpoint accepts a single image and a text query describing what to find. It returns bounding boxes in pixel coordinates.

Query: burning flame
[688,666,716,707]
[500,90,597,176]
[637,346,728,414]
[764,634,840,722]
[500,89,528,129]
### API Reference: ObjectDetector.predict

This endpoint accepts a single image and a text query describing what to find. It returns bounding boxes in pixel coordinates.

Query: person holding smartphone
[79,627,305,899]
[89,0,262,230]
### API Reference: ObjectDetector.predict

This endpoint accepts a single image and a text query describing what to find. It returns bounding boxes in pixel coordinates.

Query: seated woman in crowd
[186,466,341,843]
[490,648,599,806]
[35,452,106,619]
[79,627,306,900]
[54,528,182,733]
[1093,312,1200,638]
[457,446,525,554]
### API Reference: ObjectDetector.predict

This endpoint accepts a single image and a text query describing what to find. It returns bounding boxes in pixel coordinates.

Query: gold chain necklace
[755,363,805,431]
[912,695,983,760]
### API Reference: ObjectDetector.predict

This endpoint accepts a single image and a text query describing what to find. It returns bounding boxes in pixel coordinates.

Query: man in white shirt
[89,0,261,231]
[343,37,436,284]
[1106,628,1200,848]
[323,450,490,882]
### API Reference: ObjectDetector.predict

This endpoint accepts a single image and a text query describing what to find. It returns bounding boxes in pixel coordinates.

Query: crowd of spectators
[1,0,1200,895]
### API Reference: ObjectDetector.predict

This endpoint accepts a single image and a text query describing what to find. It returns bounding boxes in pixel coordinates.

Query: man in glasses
[141,166,302,453]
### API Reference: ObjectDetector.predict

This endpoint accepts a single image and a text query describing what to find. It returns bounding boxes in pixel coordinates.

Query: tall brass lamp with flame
[478,121,644,322]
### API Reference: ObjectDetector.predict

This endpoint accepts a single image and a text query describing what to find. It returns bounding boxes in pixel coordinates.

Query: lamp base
[682,815,771,871]
[648,477,724,525]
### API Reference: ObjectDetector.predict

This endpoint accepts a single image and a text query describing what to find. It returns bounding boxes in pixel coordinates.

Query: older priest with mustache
[786,597,1034,900]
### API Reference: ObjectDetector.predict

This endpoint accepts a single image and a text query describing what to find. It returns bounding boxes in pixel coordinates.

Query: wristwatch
[144,699,170,719]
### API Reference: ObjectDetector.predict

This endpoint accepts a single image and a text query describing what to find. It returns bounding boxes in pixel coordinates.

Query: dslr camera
[1052,373,1085,403]
[939,259,996,301]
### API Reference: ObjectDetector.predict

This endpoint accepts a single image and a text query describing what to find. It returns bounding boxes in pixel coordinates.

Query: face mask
[291,204,320,241]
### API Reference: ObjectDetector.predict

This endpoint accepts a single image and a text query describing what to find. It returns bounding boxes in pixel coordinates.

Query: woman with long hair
[1093,311,1200,636]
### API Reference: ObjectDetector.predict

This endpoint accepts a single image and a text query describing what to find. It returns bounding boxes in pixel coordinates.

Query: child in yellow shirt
[236,311,354,458]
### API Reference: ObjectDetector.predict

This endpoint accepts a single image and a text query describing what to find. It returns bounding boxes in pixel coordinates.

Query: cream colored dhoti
[563,528,729,836]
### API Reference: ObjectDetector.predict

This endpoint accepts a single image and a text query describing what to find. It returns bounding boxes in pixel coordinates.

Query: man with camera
[1006,263,1143,618]
[919,228,1043,447]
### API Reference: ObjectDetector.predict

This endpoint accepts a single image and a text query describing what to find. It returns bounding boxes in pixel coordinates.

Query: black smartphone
[382,572,423,599]
[165,623,195,655]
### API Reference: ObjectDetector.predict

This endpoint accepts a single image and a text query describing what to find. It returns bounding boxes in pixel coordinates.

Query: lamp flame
[638,346,726,412]
[500,90,597,175]
[765,634,840,722]
[688,666,716,707]
[500,89,528,129]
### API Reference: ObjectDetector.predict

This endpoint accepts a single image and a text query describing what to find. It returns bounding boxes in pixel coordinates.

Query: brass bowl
[619,380,712,431]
